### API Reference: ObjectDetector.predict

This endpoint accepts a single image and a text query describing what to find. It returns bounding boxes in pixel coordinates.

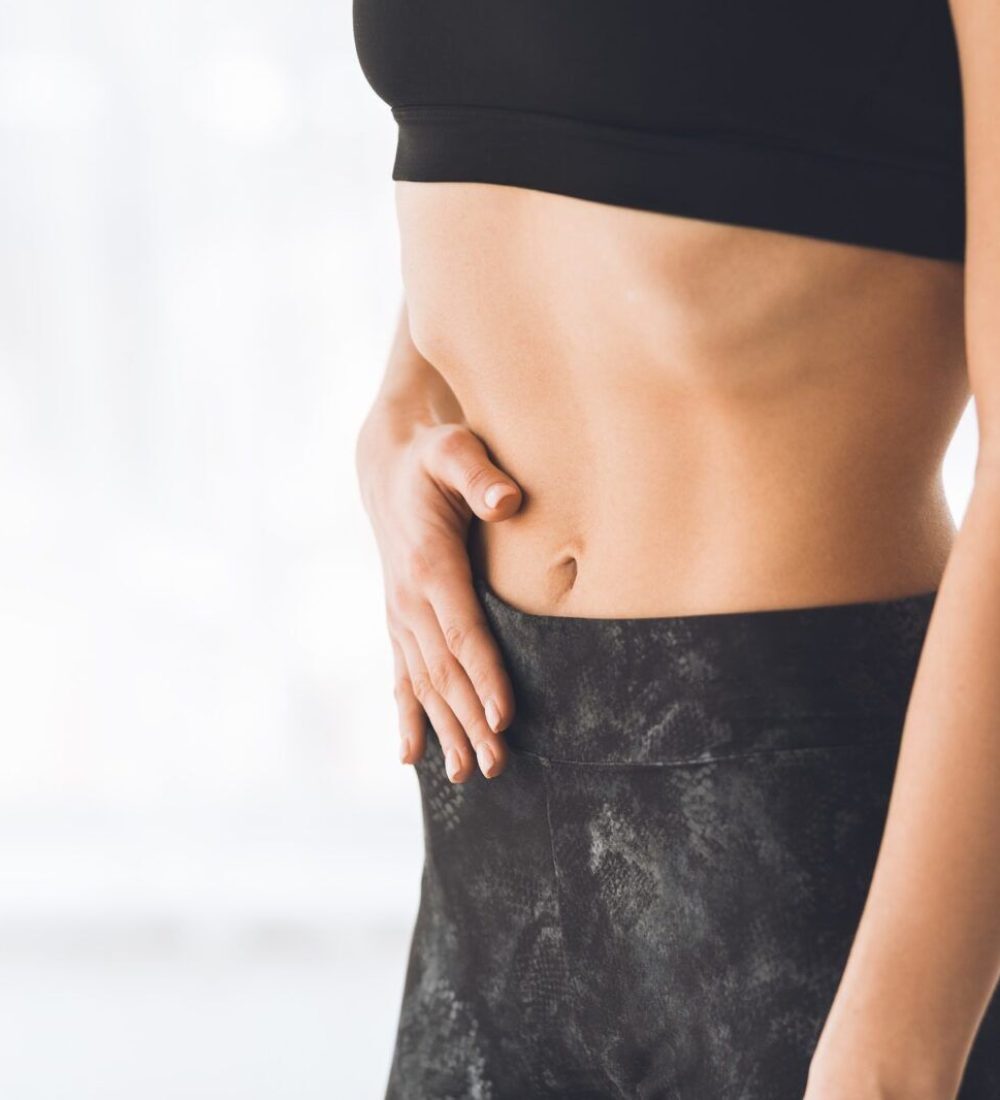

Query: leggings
[384,572,1000,1099]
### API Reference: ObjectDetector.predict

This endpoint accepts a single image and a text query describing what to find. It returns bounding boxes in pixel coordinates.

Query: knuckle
[462,464,492,495]
[387,567,426,611]
[385,578,408,613]
[392,676,412,703]
[404,543,436,585]
[384,589,402,621]
[433,424,470,459]
[442,620,468,657]
[410,673,434,704]
[427,657,453,696]
[447,619,490,676]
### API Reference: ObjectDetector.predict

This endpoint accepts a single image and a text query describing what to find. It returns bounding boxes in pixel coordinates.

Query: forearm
[817,463,1000,1088]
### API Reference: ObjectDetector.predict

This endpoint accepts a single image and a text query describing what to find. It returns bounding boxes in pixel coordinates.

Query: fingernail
[445,747,463,781]
[484,483,516,509]
[476,742,495,777]
[399,738,410,764]
[485,698,501,732]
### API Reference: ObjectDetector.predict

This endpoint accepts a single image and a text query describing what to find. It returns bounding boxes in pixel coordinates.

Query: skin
[356,333,521,781]
[358,193,967,786]
[355,0,1000,1088]
[803,0,1000,1094]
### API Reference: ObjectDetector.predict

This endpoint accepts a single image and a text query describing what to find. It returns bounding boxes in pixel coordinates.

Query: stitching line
[509,738,901,771]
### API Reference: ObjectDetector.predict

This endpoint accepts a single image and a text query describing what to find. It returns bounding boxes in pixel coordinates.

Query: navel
[549,544,581,601]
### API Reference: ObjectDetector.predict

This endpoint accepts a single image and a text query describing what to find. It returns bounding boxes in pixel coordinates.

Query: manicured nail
[445,747,463,781]
[485,698,501,732]
[484,483,515,509]
[399,738,410,763]
[476,742,496,777]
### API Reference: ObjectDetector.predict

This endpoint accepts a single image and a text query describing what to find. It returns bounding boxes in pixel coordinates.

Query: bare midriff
[396,179,970,618]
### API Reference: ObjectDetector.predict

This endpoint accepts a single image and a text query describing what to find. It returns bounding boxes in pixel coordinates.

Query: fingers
[394,623,478,783]
[390,635,426,765]
[378,421,521,784]
[420,424,523,523]
[409,597,510,781]
[387,555,515,783]
[421,558,515,742]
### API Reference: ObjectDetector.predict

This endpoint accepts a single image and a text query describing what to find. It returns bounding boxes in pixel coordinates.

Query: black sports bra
[353,0,966,262]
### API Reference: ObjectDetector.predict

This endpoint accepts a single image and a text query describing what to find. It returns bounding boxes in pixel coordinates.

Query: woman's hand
[357,408,523,783]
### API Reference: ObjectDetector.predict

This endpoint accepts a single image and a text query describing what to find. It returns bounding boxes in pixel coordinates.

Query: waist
[396,179,966,385]
[398,180,968,613]
[457,342,963,616]
[467,480,955,621]
[472,566,937,767]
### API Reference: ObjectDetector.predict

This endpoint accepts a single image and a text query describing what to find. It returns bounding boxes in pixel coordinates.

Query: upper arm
[948,0,1000,463]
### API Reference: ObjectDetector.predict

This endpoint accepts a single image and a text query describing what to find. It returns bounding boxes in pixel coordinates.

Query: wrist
[357,393,431,454]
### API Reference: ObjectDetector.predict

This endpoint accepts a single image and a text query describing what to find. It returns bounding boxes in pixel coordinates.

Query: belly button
[552,554,579,599]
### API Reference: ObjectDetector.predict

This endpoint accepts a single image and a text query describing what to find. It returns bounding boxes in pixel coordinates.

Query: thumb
[424,425,523,522]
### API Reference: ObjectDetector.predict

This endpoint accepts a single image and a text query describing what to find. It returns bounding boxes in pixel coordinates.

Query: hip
[383,571,1000,1098]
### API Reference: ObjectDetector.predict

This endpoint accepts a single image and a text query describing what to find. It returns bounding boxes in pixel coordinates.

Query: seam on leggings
[538,758,627,1100]
[509,738,900,771]
[521,707,904,723]
[699,707,905,720]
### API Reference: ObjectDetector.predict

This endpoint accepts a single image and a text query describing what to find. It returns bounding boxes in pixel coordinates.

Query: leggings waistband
[472,572,938,767]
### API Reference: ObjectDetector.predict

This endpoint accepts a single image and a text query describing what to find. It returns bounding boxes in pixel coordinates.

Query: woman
[353,0,1000,1096]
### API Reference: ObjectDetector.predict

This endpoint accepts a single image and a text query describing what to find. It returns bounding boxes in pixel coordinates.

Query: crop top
[352,0,966,262]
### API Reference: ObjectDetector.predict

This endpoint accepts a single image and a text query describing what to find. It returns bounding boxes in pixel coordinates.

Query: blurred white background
[0,1,417,1097]
[0,2,981,1098]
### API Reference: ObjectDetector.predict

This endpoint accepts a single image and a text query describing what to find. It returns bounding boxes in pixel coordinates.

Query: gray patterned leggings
[384,572,1000,1099]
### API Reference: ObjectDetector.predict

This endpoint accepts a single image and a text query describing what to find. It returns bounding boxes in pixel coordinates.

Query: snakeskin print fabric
[383,573,1000,1099]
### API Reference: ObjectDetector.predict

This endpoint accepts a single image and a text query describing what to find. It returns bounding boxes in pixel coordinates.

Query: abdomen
[396,179,969,616]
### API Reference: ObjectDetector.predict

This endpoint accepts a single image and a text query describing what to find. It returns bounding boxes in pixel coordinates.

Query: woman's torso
[397,180,969,617]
